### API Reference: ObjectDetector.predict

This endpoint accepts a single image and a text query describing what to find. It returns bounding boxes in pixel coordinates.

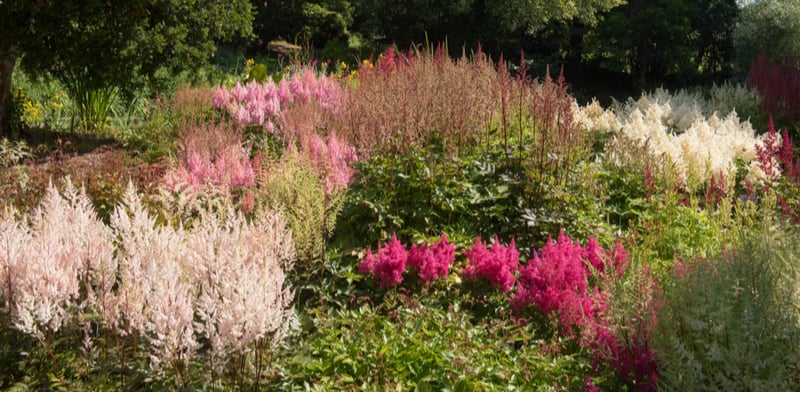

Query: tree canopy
[0,0,254,136]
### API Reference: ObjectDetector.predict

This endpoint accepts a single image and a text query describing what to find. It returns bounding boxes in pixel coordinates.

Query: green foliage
[734,0,800,73]
[335,137,618,259]
[583,0,738,86]
[254,0,353,47]
[0,0,253,135]
[654,223,800,390]
[635,197,725,276]
[260,152,343,266]
[272,295,595,391]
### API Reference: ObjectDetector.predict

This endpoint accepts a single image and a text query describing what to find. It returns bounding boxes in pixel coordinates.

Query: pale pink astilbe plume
[359,233,407,287]
[276,81,293,106]
[110,184,197,371]
[187,208,294,370]
[288,69,342,111]
[5,180,114,340]
[211,86,232,109]
[301,132,358,196]
[407,234,455,285]
[462,236,519,293]
[230,82,248,103]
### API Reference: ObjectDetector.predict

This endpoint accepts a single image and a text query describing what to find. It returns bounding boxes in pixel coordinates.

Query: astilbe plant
[187,207,294,378]
[336,45,496,158]
[358,233,408,287]
[462,236,520,293]
[110,185,197,377]
[0,180,114,342]
[358,233,455,287]
[512,231,657,390]
[0,180,297,388]
[212,69,342,142]
[163,120,256,198]
[299,132,358,196]
[407,234,456,285]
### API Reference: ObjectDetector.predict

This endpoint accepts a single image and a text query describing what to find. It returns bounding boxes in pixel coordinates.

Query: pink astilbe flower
[211,86,232,109]
[755,116,783,182]
[583,237,605,273]
[359,233,408,287]
[462,236,519,292]
[164,144,256,197]
[358,249,377,274]
[301,132,358,196]
[512,230,658,391]
[407,234,455,284]
[212,70,342,132]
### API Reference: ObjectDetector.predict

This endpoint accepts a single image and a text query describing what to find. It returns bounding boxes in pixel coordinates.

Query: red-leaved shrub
[748,53,800,123]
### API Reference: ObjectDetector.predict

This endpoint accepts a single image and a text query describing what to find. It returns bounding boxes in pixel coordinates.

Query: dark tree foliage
[582,0,738,88]
[253,0,353,47]
[0,0,253,136]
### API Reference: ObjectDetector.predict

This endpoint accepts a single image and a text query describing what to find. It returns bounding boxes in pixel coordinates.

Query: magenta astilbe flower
[359,233,408,287]
[610,240,630,277]
[357,249,377,275]
[462,236,519,292]
[583,236,605,273]
[512,231,590,332]
[407,234,455,284]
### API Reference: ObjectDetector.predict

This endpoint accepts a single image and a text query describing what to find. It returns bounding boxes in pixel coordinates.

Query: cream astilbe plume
[110,183,197,371]
[2,180,113,340]
[187,207,294,371]
[574,99,620,133]
[603,89,763,191]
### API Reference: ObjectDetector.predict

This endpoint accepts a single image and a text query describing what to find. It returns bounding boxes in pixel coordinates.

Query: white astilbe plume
[601,90,764,190]
[574,99,620,133]
[188,207,294,371]
[1,180,113,340]
[111,183,197,372]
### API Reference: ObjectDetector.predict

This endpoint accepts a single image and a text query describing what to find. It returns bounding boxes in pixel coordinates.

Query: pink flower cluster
[408,234,456,284]
[211,69,342,130]
[358,233,455,287]
[163,145,256,196]
[757,116,798,183]
[301,133,358,196]
[461,236,520,293]
[511,230,656,391]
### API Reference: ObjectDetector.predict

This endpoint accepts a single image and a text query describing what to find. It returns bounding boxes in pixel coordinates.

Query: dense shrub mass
[3,45,800,391]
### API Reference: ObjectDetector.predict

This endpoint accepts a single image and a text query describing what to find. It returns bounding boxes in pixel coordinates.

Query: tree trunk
[0,51,17,139]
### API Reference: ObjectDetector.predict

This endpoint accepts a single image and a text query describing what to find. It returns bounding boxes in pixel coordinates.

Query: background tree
[349,0,624,55]
[734,0,800,73]
[253,0,353,49]
[0,0,253,136]
[581,0,738,89]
